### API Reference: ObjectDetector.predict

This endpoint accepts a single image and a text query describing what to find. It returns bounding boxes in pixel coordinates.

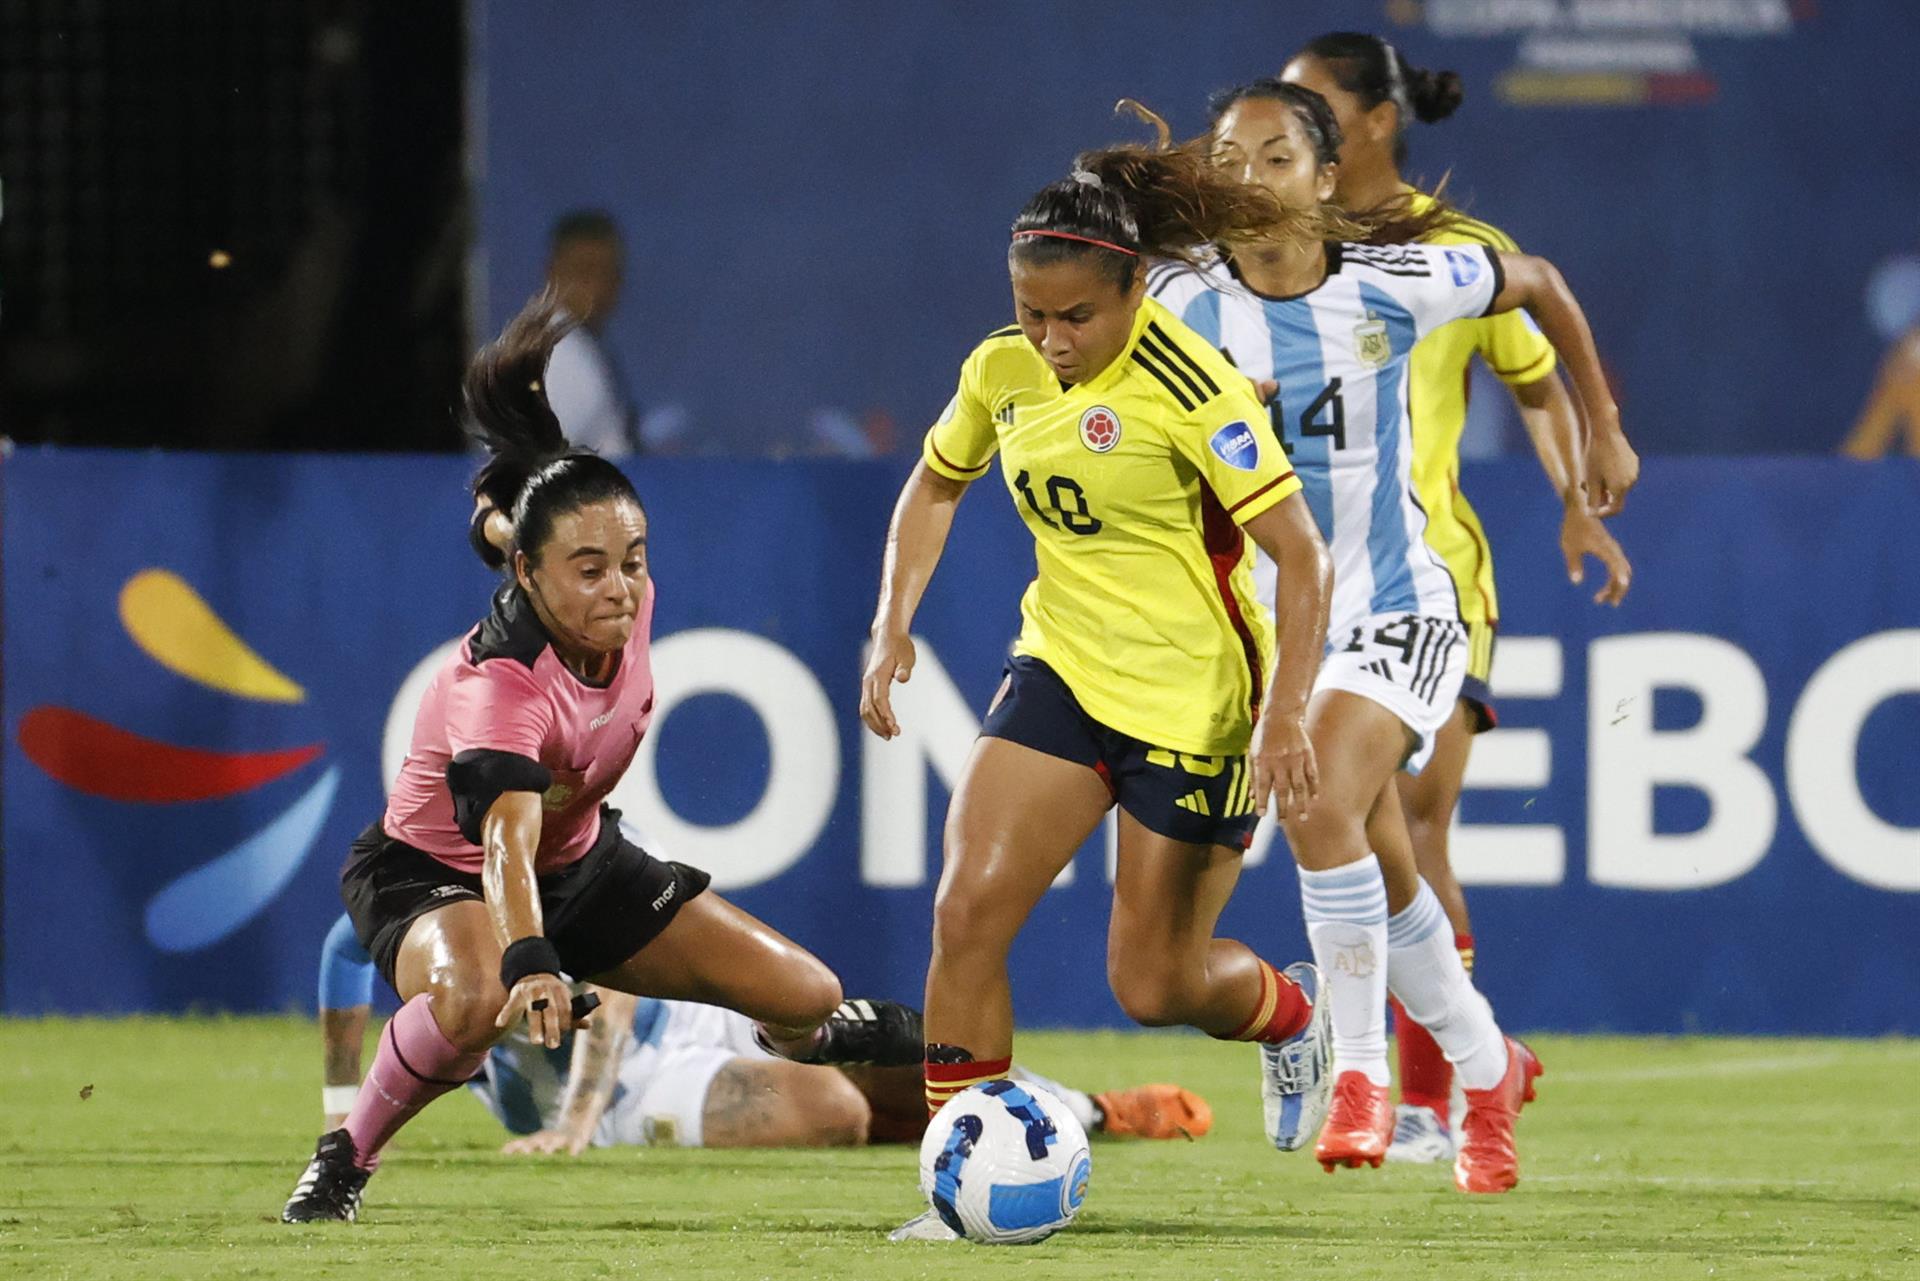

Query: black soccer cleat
[784,998,925,1068]
[282,1129,371,1223]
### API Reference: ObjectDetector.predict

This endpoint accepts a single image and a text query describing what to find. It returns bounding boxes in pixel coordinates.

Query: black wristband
[500,937,563,990]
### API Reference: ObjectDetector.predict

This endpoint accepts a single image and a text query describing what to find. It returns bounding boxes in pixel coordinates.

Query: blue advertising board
[3,449,1916,1032]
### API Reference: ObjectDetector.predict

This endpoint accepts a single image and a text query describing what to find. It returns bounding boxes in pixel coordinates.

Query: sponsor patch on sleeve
[1445,248,1483,288]
[1208,420,1260,471]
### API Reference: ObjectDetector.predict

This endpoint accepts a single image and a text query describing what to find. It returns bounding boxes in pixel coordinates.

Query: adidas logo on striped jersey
[994,401,1016,426]
[1342,243,1433,278]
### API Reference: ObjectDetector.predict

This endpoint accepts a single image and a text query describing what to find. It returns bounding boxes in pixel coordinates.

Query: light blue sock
[1299,859,1390,1087]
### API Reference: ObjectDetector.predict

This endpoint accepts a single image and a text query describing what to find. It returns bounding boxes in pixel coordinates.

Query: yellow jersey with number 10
[1408,191,1558,626]
[923,297,1300,757]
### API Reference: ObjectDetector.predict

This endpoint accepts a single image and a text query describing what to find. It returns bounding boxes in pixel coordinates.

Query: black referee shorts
[980,655,1260,851]
[341,806,710,990]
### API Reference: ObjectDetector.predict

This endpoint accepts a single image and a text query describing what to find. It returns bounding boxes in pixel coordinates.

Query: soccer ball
[918,1079,1091,1245]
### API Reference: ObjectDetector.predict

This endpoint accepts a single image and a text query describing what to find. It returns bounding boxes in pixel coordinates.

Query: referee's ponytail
[463,291,641,569]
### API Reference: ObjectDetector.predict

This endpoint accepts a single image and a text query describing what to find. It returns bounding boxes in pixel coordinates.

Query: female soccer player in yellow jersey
[859,147,1346,1221]
[1281,33,1637,1164]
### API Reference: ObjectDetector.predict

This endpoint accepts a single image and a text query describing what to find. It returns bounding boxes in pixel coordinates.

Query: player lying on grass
[317,912,1212,1150]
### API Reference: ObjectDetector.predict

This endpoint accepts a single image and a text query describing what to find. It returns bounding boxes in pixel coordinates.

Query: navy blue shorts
[980,655,1259,850]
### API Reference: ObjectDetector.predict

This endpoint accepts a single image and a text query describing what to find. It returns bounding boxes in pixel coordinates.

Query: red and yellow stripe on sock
[1215,958,1311,1044]
[924,1052,1012,1116]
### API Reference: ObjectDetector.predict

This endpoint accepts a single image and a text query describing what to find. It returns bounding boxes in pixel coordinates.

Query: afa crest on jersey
[1079,406,1121,453]
[1208,420,1260,471]
[1353,313,1390,368]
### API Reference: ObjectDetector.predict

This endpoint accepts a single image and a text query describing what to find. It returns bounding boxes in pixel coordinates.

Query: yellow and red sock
[924,1046,1012,1116]
[1214,958,1312,1044]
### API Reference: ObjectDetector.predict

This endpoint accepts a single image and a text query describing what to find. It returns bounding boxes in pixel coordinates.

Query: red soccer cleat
[1314,1071,1393,1171]
[1454,1038,1544,1194]
[1093,1084,1214,1140]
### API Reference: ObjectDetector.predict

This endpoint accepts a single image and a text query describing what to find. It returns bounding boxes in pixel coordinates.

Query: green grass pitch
[3,1019,1916,1279]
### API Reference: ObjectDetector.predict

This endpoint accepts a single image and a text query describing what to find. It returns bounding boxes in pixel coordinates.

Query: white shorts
[1315,613,1468,775]
[593,1001,774,1149]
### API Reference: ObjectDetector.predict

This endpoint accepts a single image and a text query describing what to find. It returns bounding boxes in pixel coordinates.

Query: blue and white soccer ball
[918,1079,1092,1245]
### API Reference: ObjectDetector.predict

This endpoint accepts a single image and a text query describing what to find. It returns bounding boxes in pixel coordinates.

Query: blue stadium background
[5,452,1915,1032]
[475,0,1920,457]
[4,2,1916,1034]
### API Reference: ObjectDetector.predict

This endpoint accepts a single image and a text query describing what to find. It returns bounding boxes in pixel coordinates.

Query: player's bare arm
[1509,372,1632,605]
[501,985,636,1156]
[481,791,577,1050]
[1492,252,1638,516]
[862,461,970,739]
[1240,493,1331,821]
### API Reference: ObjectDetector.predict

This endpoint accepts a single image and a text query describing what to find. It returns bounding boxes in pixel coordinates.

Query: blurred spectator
[1844,254,1920,457]
[542,210,644,457]
[1841,328,1920,458]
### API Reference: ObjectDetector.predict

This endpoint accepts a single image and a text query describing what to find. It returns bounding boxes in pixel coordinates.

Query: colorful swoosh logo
[16,570,337,952]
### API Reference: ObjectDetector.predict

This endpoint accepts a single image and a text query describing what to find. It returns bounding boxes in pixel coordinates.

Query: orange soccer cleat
[1093,1084,1214,1140]
[1454,1038,1544,1194]
[1314,1071,1393,1171]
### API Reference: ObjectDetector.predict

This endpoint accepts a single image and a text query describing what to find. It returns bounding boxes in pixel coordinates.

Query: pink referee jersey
[383,580,657,874]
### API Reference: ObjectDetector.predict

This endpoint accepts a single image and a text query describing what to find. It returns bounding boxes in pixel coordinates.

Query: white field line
[1544,1048,1917,1085]
[1527,1173,1919,1191]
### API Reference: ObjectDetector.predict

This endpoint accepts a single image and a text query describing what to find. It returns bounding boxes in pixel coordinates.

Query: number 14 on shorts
[1335,615,1466,710]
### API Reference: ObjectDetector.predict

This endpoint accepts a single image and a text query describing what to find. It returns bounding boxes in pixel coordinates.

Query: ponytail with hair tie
[461,291,645,570]
[1294,31,1465,164]
[1405,64,1465,124]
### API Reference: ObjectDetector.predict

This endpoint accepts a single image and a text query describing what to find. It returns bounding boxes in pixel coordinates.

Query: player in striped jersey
[1282,33,1634,1164]
[860,145,1345,1236]
[1151,79,1615,1191]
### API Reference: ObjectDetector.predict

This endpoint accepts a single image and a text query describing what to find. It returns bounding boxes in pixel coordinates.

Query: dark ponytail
[1009,131,1337,287]
[1295,32,1462,165]
[463,291,642,569]
[1405,65,1465,124]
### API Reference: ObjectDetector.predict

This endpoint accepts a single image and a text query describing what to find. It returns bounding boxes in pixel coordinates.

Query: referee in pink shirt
[284,296,917,1223]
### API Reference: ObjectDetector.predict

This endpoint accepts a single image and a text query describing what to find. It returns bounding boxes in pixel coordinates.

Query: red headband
[1012,229,1140,257]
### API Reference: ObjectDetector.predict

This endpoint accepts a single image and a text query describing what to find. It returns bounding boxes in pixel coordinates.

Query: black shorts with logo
[341,805,710,990]
[980,655,1260,850]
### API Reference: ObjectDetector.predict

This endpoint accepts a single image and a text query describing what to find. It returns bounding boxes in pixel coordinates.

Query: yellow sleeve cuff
[1226,470,1302,525]
[1491,346,1557,387]
[922,432,993,481]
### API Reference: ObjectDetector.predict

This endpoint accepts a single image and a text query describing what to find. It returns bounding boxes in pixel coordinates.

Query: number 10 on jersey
[1014,470,1102,535]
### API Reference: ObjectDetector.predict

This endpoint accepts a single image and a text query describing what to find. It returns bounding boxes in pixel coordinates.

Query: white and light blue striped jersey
[470,995,671,1137]
[1149,242,1503,629]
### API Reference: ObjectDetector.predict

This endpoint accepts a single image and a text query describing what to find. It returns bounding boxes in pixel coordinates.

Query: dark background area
[3,2,1917,456]
[0,0,467,450]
